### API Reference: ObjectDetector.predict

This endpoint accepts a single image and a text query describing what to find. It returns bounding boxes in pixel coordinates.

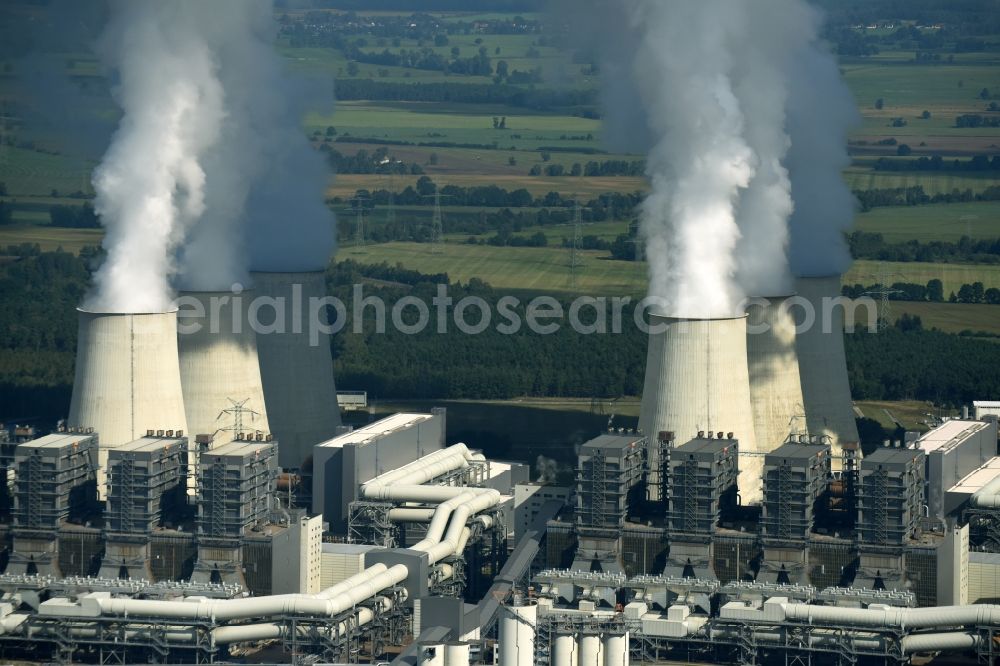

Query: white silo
[177,290,270,446]
[498,600,536,666]
[793,275,860,468]
[67,309,188,495]
[746,296,807,454]
[639,314,760,504]
[251,271,342,469]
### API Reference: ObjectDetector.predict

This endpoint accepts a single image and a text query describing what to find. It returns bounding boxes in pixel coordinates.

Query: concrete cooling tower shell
[639,314,761,504]
[68,310,189,495]
[252,271,342,469]
[746,296,807,454]
[794,275,861,468]
[177,291,270,447]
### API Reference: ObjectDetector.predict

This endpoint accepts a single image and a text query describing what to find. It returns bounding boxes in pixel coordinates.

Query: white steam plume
[785,27,861,278]
[180,1,336,287]
[87,1,224,313]
[569,0,859,305]
[629,0,754,317]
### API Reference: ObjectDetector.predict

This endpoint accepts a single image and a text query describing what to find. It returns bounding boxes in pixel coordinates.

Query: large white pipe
[971,476,1000,509]
[362,444,475,494]
[603,632,629,666]
[553,632,578,666]
[781,602,1000,630]
[389,508,437,522]
[90,563,407,621]
[901,631,980,654]
[499,602,537,666]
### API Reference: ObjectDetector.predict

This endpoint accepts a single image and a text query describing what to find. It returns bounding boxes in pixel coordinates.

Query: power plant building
[312,410,447,534]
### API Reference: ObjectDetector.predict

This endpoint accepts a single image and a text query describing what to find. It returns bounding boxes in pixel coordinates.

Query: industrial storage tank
[639,314,760,504]
[746,296,807,454]
[793,275,860,468]
[252,271,342,469]
[67,309,188,494]
[177,290,270,446]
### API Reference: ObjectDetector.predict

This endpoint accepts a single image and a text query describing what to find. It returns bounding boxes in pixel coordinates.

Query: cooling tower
[177,291,270,446]
[251,271,342,469]
[67,309,189,495]
[639,314,761,504]
[794,275,860,468]
[746,296,807,453]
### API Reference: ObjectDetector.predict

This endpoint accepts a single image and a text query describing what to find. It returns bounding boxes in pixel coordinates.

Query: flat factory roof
[918,420,991,454]
[674,437,737,456]
[316,413,434,449]
[973,401,1000,408]
[765,442,827,462]
[18,432,95,450]
[949,457,1000,495]
[863,446,922,466]
[112,436,186,455]
[580,432,645,455]
[203,439,273,459]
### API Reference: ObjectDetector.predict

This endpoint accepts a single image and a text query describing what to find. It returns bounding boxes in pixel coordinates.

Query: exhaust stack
[67,309,188,495]
[252,271,342,469]
[639,314,760,504]
[177,290,270,448]
[794,275,860,468]
[746,296,806,454]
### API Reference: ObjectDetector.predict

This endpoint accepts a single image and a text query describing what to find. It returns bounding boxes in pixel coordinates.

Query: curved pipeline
[971,475,1000,509]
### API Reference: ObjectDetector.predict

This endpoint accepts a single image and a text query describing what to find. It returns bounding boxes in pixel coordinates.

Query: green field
[843,167,1000,195]
[0,225,102,254]
[854,201,1000,241]
[846,259,1000,294]
[851,300,1000,336]
[843,61,1000,111]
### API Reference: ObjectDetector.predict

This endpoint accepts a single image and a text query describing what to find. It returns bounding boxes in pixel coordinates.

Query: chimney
[746,295,806,456]
[639,314,760,503]
[252,271,342,469]
[67,309,189,498]
[177,290,271,453]
[794,276,861,470]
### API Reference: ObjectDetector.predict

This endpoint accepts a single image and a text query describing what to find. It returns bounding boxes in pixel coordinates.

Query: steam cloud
[87,0,336,311]
[87,2,224,312]
[574,0,858,314]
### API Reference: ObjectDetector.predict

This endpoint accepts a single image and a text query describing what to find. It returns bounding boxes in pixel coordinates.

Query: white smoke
[731,0,818,297]
[629,0,755,318]
[87,1,337,308]
[181,1,337,286]
[87,1,225,313]
[786,24,861,278]
[570,0,859,310]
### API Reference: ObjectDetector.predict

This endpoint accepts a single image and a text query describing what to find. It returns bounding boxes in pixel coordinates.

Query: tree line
[842,279,1000,304]
[332,79,598,112]
[847,231,1000,265]
[1,251,998,425]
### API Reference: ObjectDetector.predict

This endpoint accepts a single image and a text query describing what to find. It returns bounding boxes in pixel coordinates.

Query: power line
[569,198,582,289]
[863,262,904,332]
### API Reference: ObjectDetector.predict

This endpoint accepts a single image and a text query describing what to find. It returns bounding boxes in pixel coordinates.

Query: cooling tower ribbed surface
[746,296,807,453]
[68,310,189,495]
[794,275,860,468]
[639,314,761,504]
[252,271,342,469]
[177,291,270,446]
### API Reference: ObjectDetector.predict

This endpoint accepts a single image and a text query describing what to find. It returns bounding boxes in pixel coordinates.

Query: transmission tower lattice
[351,195,369,250]
[863,262,904,332]
[569,199,583,289]
[216,398,260,437]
